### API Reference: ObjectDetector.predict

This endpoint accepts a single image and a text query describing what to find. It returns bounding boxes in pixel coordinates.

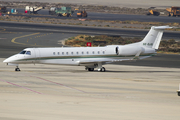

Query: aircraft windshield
[19,50,26,54]
[26,51,31,55]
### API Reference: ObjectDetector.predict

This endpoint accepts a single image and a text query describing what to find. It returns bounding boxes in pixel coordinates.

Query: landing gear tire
[15,67,20,71]
[88,68,94,71]
[102,67,106,72]
[98,67,106,72]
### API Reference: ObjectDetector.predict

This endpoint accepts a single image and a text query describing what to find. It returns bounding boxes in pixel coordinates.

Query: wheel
[88,68,94,71]
[57,14,62,17]
[102,67,106,72]
[178,91,180,96]
[169,13,175,17]
[98,67,106,72]
[172,13,176,17]
[15,68,20,71]
[146,12,151,15]
[154,12,160,16]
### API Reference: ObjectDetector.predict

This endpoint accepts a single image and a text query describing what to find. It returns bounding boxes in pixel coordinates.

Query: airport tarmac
[0,58,180,120]
[0,21,180,120]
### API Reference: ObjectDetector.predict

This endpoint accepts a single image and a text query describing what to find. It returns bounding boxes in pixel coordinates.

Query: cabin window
[19,50,26,54]
[103,51,105,54]
[82,52,84,54]
[98,51,100,54]
[58,52,60,55]
[92,51,94,54]
[53,52,55,55]
[87,51,89,54]
[62,52,64,55]
[76,52,79,55]
[26,51,31,55]
[66,52,68,55]
[71,52,73,55]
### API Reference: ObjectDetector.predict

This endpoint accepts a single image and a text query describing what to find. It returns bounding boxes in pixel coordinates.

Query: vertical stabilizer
[140,26,172,49]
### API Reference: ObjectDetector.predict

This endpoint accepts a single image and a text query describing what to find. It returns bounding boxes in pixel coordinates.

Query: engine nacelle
[115,45,145,56]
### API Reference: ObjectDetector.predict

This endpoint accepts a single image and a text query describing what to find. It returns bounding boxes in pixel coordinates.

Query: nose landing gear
[15,66,20,71]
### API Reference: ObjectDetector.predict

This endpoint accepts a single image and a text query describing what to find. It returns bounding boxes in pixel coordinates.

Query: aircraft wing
[77,58,135,64]
[77,51,153,64]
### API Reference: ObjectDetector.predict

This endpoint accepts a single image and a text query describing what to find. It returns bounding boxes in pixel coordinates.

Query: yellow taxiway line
[11,33,40,46]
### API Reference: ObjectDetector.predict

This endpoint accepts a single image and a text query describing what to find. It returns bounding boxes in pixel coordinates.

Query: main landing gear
[87,68,94,71]
[97,62,106,72]
[97,67,106,72]
[15,66,20,71]
[85,63,106,72]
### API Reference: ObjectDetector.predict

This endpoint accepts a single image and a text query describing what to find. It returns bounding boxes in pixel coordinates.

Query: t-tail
[140,26,172,50]
[115,26,172,57]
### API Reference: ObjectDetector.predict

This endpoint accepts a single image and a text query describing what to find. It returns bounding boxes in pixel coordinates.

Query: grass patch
[65,35,180,53]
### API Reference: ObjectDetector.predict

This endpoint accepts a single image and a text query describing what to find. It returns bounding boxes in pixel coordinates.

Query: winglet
[153,26,173,30]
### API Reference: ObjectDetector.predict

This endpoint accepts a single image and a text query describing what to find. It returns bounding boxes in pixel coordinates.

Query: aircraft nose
[3,55,17,63]
[3,58,11,63]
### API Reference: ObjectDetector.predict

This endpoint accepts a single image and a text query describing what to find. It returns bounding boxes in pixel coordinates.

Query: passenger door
[33,48,40,63]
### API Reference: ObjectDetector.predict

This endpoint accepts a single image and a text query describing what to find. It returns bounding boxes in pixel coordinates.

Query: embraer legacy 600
[3,26,172,72]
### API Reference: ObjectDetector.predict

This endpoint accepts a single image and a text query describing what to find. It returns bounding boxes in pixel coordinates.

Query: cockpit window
[26,51,31,55]
[19,50,26,54]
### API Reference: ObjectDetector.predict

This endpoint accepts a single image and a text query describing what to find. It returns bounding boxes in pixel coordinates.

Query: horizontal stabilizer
[153,26,173,30]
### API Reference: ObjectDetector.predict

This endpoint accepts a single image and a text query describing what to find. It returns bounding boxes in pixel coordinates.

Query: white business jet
[3,26,172,72]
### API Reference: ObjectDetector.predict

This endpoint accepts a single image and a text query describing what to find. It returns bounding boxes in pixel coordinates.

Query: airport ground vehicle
[49,7,73,17]
[49,7,57,15]
[56,7,72,17]
[25,6,44,14]
[147,9,160,16]
[74,7,79,11]
[77,10,87,17]
[166,6,180,17]
[11,8,18,14]
[0,6,7,13]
